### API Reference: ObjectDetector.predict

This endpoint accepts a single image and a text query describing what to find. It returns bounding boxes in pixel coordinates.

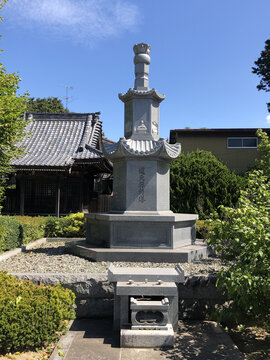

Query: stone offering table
[108,264,184,348]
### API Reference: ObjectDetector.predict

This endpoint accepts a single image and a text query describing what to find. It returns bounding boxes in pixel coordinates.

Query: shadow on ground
[62,319,244,360]
[159,321,244,360]
[24,246,67,256]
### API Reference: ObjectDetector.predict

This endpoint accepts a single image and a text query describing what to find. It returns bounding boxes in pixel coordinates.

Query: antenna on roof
[62,85,73,110]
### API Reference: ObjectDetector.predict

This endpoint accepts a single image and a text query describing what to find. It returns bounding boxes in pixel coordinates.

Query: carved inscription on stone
[138,167,145,202]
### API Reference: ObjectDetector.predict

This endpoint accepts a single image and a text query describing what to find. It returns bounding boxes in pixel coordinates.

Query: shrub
[0,272,75,354]
[44,216,63,237]
[170,150,245,219]
[61,212,86,237]
[207,170,270,327]
[206,131,270,328]
[256,128,270,177]
[14,216,46,245]
[44,213,86,238]
[0,216,21,252]
[0,225,6,253]
[196,219,217,239]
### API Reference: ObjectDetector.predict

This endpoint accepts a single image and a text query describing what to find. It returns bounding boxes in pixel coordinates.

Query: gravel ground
[0,241,225,275]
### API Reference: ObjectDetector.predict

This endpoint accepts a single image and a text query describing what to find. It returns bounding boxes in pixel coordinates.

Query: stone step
[66,240,210,263]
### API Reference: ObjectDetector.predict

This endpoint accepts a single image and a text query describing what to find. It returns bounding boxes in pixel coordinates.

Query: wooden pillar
[20,178,25,216]
[79,179,83,212]
[55,179,61,217]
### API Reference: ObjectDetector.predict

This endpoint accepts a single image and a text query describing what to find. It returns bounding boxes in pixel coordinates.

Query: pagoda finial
[133,43,151,90]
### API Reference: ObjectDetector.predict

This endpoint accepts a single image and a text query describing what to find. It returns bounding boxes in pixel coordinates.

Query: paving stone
[51,319,244,360]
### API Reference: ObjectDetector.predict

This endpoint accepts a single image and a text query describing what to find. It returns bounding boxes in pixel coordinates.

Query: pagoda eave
[102,138,181,161]
[118,88,165,103]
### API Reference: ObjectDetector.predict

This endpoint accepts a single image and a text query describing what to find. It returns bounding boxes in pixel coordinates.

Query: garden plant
[0,272,75,354]
[170,149,245,218]
[207,129,270,329]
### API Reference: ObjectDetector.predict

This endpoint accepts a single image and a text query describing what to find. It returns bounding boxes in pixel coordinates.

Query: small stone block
[120,324,174,348]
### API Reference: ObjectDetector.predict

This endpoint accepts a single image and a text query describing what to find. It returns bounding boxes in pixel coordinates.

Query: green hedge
[0,213,86,253]
[0,225,6,253]
[44,213,86,238]
[0,216,21,252]
[14,216,46,245]
[0,272,75,354]
[0,216,46,253]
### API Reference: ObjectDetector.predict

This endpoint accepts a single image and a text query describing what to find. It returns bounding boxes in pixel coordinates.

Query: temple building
[2,112,112,216]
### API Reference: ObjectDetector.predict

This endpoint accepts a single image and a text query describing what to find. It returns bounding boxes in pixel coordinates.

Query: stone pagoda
[69,43,208,262]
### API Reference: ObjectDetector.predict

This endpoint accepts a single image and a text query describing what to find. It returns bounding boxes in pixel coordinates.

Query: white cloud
[4,0,139,44]
[266,114,270,124]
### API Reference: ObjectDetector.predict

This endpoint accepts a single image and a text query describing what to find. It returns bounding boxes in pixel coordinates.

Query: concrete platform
[66,240,210,263]
[49,318,244,360]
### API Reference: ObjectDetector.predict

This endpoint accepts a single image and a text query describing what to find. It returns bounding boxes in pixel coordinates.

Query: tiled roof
[13,112,104,168]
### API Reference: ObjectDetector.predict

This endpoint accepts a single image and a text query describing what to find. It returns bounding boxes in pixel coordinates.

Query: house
[169,128,270,173]
[2,112,112,216]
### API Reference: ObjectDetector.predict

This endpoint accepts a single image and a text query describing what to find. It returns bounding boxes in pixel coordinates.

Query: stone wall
[178,275,226,320]
[13,273,226,320]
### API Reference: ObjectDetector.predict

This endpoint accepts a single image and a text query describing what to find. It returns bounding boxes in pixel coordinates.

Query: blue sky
[1,0,270,141]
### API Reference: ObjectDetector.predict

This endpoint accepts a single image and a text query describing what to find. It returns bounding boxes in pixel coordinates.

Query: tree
[170,150,244,219]
[0,0,29,209]
[255,128,270,177]
[0,0,7,21]
[252,39,270,112]
[207,130,270,328]
[26,97,68,113]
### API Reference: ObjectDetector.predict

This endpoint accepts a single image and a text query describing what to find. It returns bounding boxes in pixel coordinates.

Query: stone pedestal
[85,213,197,248]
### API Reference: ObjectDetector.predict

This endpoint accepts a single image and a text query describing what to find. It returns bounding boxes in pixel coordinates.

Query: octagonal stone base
[85,212,198,249]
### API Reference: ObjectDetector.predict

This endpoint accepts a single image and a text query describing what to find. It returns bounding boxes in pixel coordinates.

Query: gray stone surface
[85,212,198,249]
[121,325,174,348]
[109,265,181,347]
[13,272,224,320]
[116,281,177,296]
[49,320,75,360]
[0,238,47,262]
[110,159,171,212]
[101,43,180,215]
[133,43,151,91]
[108,263,185,282]
[76,298,113,318]
[120,43,164,141]
[83,43,201,260]
[67,239,209,263]
[130,297,170,329]
[0,247,22,262]
[11,272,109,288]
[51,318,244,360]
